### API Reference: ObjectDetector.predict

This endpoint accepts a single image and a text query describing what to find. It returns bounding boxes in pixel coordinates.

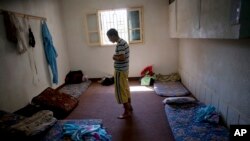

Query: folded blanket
[10,110,57,136]
[194,105,219,124]
[155,73,181,82]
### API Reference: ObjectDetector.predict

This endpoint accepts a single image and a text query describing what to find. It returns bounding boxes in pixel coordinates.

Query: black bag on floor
[101,77,114,86]
[65,70,83,84]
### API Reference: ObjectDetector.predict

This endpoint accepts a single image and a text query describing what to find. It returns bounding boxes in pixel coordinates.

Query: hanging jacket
[41,21,58,84]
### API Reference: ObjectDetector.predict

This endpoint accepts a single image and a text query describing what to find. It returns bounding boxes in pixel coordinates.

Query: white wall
[0,0,70,112]
[61,0,179,78]
[179,38,250,126]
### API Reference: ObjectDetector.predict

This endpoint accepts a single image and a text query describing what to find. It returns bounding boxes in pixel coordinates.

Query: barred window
[85,7,143,46]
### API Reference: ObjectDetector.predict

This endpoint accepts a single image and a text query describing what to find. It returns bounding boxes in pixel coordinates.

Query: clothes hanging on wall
[29,27,36,47]
[2,10,43,85]
[41,21,58,84]
[3,11,18,43]
[25,18,39,85]
[27,47,40,86]
[3,11,29,54]
[2,9,45,50]
[10,13,29,54]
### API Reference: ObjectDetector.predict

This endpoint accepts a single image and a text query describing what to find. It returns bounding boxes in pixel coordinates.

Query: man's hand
[113,54,125,61]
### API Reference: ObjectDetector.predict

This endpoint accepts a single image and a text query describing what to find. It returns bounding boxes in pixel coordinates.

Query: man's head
[107,28,119,43]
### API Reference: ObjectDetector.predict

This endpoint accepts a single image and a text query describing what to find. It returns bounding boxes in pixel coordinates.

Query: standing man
[106,28,133,119]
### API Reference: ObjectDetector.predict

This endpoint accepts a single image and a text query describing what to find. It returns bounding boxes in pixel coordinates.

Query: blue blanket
[63,124,111,141]
[41,119,108,141]
[165,103,229,141]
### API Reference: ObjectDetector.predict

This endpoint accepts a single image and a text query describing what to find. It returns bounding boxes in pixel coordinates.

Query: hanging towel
[41,21,58,84]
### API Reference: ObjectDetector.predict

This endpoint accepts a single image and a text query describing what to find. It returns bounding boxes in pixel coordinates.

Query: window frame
[85,7,144,46]
[85,13,100,46]
[127,7,143,44]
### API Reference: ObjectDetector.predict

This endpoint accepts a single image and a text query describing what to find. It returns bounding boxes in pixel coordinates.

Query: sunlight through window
[99,9,128,45]
[130,86,154,92]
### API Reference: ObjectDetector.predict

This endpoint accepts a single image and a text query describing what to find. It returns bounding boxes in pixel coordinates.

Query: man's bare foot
[129,104,133,112]
[117,112,131,119]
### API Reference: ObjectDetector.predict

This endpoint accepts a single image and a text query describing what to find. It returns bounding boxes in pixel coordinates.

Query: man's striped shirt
[114,38,129,71]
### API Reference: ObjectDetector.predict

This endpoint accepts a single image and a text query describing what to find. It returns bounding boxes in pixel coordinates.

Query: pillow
[154,81,190,97]
[31,87,78,119]
[162,96,196,104]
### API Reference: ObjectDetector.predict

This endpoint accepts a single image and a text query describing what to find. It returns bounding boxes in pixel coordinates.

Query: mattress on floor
[153,81,190,97]
[41,119,103,141]
[165,103,229,141]
[59,80,91,98]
